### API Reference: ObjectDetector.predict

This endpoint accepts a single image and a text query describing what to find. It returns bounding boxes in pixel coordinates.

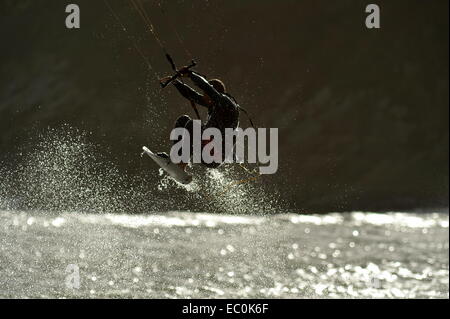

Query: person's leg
[174,115,191,130]
[199,128,223,169]
[172,114,192,145]
[157,115,192,160]
[182,117,194,166]
[172,115,194,170]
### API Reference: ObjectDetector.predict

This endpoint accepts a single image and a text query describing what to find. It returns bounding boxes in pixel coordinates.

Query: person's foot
[156,152,169,159]
[177,162,188,171]
[157,152,188,171]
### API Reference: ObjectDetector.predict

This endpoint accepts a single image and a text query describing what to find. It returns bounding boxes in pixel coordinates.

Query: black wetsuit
[172,71,240,168]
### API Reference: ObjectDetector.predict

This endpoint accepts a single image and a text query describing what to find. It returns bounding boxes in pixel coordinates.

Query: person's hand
[159,75,172,84]
[177,66,192,77]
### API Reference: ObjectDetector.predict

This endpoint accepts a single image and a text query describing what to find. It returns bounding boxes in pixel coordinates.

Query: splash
[0,126,282,214]
[21,129,118,211]
[157,167,200,193]
[156,163,282,214]
[0,127,149,213]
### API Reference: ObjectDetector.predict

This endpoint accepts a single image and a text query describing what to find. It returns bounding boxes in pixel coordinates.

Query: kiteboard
[142,146,192,185]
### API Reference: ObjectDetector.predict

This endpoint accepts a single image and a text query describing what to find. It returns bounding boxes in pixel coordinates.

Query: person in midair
[158,67,240,170]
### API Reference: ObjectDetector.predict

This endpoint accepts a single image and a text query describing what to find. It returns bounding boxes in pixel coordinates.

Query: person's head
[208,79,226,94]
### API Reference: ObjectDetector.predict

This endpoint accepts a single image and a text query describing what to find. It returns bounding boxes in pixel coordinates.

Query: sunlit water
[0,129,448,298]
[0,210,448,298]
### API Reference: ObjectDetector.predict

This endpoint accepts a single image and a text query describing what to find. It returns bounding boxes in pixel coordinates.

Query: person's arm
[172,79,209,107]
[187,71,221,101]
